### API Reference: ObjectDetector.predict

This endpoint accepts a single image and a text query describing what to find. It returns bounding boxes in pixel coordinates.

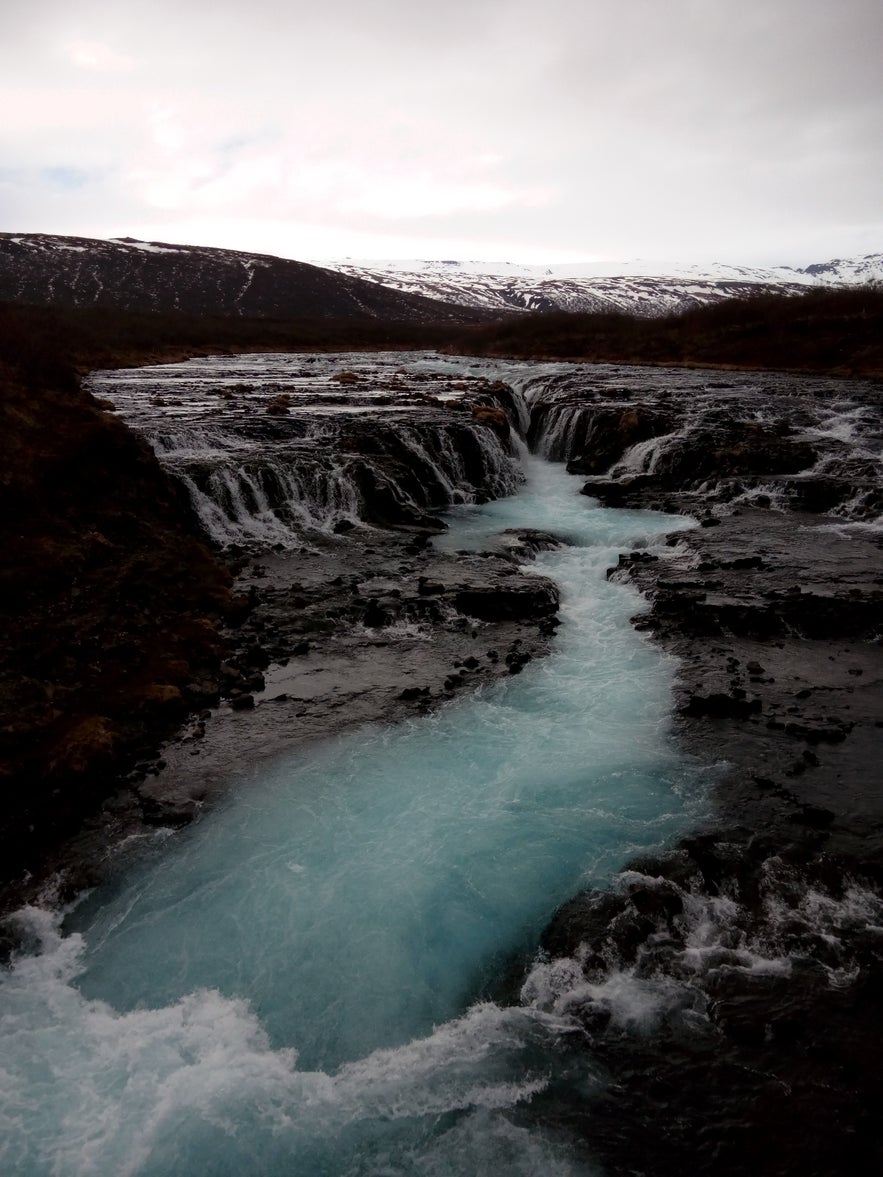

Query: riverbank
[530,491,883,1172]
[0,363,237,917]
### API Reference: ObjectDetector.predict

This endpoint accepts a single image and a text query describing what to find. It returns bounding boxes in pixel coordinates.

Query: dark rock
[681,692,762,720]
[453,582,559,621]
[362,599,395,628]
[242,643,270,669]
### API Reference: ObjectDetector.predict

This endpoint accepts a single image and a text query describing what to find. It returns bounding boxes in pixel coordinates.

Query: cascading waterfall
[151,418,520,548]
[536,406,586,462]
[88,354,526,549]
[0,396,703,1175]
[610,430,683,477]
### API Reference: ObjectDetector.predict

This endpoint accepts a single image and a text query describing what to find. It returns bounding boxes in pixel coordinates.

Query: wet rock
[362,598,396,628]
[139,793,201,828]
[500,528,567,559]
[505,650,532,674]
[681,692,763,720]
[783,720,852,744]
[265,394,291,415]
[242,643,271,670]
[470,403,510,443]
[453,582,559,622]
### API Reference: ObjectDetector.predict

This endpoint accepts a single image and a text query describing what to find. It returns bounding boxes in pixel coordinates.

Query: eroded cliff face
[0,360,234,902]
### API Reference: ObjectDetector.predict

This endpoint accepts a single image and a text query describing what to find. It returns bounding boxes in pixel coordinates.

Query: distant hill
[0,234,483,324]
[316,254,883,317]
[446,284,883,377]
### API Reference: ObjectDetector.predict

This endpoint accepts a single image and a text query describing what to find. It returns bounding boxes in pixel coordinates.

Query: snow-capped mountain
[2,232,877,323]
[314,255,883,318]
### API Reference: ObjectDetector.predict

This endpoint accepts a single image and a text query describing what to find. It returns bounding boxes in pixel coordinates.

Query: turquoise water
[0,455,700,1176]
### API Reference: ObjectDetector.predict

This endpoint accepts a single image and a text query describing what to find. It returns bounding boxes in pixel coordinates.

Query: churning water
[0,442,702,1174]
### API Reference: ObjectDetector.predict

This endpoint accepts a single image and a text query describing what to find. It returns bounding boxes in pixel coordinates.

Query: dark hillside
[0,233,487,325]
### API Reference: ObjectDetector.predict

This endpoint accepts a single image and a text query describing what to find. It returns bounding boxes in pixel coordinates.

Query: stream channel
[0,360,708,1176]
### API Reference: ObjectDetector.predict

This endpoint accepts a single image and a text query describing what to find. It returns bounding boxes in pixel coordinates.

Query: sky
[2,0,881,266]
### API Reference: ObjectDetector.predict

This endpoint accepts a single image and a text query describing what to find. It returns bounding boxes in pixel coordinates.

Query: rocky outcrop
[530,403,675,467]
[452,582,559,622]
[523,364,881,523]
[532,829,883,1177]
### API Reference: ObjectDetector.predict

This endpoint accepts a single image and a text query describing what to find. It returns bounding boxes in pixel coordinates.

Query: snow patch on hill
[313,254,883,317]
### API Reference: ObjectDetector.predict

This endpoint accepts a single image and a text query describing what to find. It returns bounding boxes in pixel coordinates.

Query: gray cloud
[1,0,880,263]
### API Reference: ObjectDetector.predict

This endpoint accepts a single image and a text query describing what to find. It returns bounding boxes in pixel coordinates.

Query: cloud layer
[2,0,881,263]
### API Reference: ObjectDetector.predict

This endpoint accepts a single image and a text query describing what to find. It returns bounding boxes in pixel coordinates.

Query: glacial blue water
[0,454,701,1176]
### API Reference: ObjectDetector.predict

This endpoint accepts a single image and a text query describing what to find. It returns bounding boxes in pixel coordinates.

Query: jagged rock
[500,528,567,559]
[362,598,397,628]
[471,404,510,443]
[681,692,762,720]
[265,393,292,415]
[453,583,559,621]
[562,406,677,474]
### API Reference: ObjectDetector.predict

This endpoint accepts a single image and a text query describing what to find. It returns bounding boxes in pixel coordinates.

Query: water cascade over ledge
[0,351,707,1174]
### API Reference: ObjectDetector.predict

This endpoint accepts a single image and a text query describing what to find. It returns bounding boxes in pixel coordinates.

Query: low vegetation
[0,302,464,384]
[3,285,880,385]
[448,285,883,378]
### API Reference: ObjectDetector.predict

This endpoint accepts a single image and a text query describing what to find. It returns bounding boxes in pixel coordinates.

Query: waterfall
[0,369,702,1173]
[91,356,527,548]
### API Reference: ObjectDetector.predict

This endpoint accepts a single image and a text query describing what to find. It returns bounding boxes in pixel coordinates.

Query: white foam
[0,914,589,1176]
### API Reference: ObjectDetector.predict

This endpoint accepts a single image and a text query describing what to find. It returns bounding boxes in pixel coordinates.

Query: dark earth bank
[0,361,232,915]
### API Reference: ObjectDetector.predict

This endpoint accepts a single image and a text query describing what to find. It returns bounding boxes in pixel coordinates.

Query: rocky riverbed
[519,363,883,1175]
[2,350,880,1174]
[1,354,563,916]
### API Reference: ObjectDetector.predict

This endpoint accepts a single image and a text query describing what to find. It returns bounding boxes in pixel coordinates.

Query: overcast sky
[2,0,881,265]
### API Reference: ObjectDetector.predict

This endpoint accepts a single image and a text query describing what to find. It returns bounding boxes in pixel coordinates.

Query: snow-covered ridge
[313,254,883,318]
[2,232,878,321]
[315,254,883,284]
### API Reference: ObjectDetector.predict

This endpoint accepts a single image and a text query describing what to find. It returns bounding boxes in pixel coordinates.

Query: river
[0,358,707,1175]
